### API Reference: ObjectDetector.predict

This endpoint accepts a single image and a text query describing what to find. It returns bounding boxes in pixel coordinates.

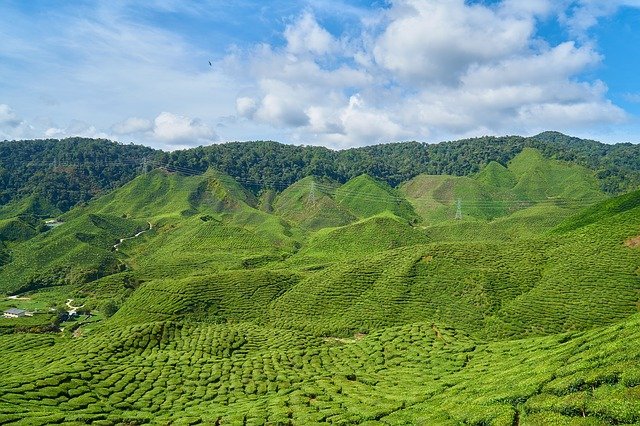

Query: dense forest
[1,132,639,215]
[149,131,640,194]
[156,132,640,194]
[0,138,154,214]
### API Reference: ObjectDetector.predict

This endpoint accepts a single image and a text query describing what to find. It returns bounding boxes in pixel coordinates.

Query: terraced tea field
[0,149,638,424]
[1,315,640,424]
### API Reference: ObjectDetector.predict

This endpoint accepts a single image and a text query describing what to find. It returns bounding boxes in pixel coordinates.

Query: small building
[3,308,27,318]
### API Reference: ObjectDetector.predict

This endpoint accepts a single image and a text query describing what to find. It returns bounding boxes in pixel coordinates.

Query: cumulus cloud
[112,117,153,135]
[284,12,337,56]
[560,0,640,34]
[373,0,535,84]
[151,112,217,144]
[43,120,110,139]
[107,113,217,148]
[0,104,22,128]
[1,1,637,148]
[229,1,632,147]
[236,97,258,118]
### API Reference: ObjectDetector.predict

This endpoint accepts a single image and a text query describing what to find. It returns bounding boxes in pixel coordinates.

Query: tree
[101,300,119,318]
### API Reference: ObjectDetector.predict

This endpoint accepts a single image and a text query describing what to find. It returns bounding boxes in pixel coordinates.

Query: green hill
[273,176,355,230]
[290,213,429,266]
[475,160,517,188]
[401,148,607,224]
[0,213,146,294]
[334,174,419,222]
[552,188,640,233]
[0,139,638,425]
[510,147,605,202]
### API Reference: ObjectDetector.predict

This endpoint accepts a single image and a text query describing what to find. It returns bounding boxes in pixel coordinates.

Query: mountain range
[0,133,639,424]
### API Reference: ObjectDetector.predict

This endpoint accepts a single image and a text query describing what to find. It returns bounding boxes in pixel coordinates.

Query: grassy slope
[0,213,146,294]
[288,213,429,267]
[273,176,356,231]
[0,313,639,424]
[335,174,420,222]
[0,169,303,289]
[0,160,637,424]
[401,147,607,224]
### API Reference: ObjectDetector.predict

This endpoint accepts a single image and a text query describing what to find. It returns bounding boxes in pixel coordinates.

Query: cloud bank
[0,0,637,149]
[231,0,628,147]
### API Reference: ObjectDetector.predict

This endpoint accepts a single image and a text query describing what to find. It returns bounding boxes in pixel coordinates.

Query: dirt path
[6,295,31,300]
[113,222,153,251]
[66,299,85,315]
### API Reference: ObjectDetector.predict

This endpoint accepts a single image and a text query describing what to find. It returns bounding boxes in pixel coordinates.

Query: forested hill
[154,131,640,194]
[0,138,155,215]
[2,132,639,215]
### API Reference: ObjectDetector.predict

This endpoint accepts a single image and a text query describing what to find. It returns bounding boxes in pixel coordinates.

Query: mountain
[334,174,420,222]
[0,138,155,212]
[272,176,355,230]
[2,132,639,218]
[0,135,639,424]
[400,147,606,224]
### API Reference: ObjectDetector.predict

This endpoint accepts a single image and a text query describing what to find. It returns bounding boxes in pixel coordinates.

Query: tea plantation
[0,147,638,425]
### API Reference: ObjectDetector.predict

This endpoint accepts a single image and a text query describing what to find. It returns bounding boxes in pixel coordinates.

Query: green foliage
[0,137,154,211]
[0,137,638,424]
[335,174,419,222]
[0,213,146,294]
[273,176,355,230]
[100,300,119,318]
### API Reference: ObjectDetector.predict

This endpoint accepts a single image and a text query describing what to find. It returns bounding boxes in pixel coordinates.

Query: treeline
[1,132,639,215]
[159,132,640,194]
[0,138,155,213]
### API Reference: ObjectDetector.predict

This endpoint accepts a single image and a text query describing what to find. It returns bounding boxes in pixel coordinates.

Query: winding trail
[113,222,153,251]
[66,299,84,313]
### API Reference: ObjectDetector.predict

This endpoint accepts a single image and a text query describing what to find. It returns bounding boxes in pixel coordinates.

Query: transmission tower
[455,198,462,220]
[307,180,317,205]
[142,158,148,176]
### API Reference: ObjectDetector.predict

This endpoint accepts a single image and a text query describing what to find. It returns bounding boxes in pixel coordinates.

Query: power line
[5,157,615,208]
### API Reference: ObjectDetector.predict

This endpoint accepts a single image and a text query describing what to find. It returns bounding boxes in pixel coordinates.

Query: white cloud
[284,12,337,56]
[43,120,110,139]
[151,112,217,144]
[112,117,153,134]
[372,0,535,84]
[236,97,258,118]
[623,92,640,103]
[560,0,640,34]
[227,2,632,147]
[0,104,22,127]
[1,0,638,148]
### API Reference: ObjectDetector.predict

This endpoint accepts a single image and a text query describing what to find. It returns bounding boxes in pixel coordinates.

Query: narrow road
[66,299,84,314]
[113,222,152,251]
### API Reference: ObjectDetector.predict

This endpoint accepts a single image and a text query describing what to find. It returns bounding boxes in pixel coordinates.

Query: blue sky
[1,0,640,150]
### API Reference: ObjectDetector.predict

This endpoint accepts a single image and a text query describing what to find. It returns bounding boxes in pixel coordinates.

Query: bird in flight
[209,61,212,66]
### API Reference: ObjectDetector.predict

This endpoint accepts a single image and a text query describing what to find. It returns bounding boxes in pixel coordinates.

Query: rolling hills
[0,139,638,425]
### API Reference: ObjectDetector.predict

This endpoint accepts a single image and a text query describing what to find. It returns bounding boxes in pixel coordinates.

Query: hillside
[2,132,639,219]
[273,176,355,230]
[0,138,155,212]
[334,174,419,222]
[400,148,606,224]
[0,139,638,424]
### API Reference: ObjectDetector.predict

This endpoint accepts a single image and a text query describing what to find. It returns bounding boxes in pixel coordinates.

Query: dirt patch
[625,235,640,248]
[324,333,367,344]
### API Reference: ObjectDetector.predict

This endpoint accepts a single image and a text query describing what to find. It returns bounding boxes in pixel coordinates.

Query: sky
[1,0,640,150]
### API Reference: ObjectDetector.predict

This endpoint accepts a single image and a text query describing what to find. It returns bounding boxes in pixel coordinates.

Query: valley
[0,137,638,425]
